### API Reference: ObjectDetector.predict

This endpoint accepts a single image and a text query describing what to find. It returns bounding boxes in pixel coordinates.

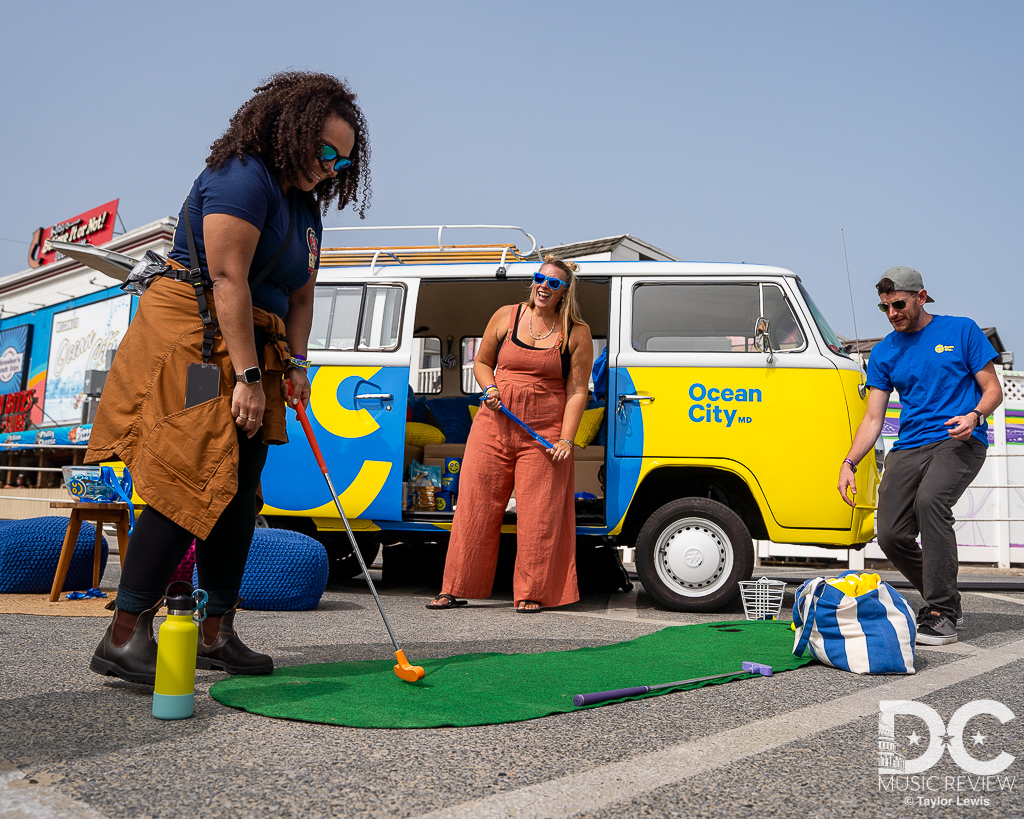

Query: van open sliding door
[261,277,419,528]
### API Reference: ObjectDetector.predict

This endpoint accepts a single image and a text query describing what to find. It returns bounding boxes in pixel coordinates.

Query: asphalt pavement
[2,555,1022,818]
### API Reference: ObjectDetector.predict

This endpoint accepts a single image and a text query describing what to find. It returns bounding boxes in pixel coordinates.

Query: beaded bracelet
[559,438,573,446]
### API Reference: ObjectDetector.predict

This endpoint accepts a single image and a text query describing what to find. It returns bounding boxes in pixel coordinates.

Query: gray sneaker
[917,610,957,645]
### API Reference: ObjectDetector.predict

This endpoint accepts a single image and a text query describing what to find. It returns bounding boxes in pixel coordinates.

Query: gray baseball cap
[881,266,935,303]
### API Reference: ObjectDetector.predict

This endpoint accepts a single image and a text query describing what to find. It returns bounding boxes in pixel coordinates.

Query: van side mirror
[753,316,774,364]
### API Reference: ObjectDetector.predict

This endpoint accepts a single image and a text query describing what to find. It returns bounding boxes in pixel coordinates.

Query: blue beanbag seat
[193,528,328,611]
[0,516,108,594]
[424,395,483,444]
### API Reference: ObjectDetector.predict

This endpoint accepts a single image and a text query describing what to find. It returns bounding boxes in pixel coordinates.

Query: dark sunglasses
[877,299,911,312]
[317,144,353,172]
[533,272,566,290]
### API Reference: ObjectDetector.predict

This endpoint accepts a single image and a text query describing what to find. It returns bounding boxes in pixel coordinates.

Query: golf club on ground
[289,386,425,683]
[573,661,773,706]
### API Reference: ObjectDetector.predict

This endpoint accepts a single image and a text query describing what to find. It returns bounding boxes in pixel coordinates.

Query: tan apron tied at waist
[85,275,291,539]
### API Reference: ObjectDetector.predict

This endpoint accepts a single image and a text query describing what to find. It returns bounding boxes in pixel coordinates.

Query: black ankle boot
[196,601,273,675]
[89,599,162,685]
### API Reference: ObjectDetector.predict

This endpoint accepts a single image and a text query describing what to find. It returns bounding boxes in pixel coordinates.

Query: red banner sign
[27,199,119,268]
[0,389,36,432]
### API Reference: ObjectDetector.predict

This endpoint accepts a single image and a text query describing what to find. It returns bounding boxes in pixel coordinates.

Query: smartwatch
[971,409,984,425]
[235,366,262,385]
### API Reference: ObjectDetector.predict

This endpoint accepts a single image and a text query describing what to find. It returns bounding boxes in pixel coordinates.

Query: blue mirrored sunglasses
[533,272,566,290]
[317,144,353,172]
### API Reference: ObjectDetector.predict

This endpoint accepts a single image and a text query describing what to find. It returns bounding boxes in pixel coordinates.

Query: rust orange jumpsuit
[441,305,579,607]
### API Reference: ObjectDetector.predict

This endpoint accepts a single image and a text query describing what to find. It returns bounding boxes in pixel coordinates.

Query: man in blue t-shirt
[838,267,1003,646]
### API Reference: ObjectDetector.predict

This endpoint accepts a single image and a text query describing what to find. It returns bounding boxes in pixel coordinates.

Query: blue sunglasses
[317,144,353,172]
[533,272,566,290]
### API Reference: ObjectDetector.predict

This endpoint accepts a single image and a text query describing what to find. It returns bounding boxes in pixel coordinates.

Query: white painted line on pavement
[971,591,1024,607]
[0,769,108,819]
[413,638,1024,819]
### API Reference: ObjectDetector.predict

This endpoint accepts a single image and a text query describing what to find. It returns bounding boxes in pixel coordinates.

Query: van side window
[632,283,805,353]
[309,284,405,351]
[412,337,442,394]
[460,337,481,393]
[632,283,759,352]
[762,285,805,350]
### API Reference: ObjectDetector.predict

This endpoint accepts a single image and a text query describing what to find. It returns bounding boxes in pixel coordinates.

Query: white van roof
[317,254,798,283]
[317,224,799,282]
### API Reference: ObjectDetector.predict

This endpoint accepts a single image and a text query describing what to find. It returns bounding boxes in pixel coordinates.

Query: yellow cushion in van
[574,407,605,448]
[406,422,446,447]
[468,405,479,420]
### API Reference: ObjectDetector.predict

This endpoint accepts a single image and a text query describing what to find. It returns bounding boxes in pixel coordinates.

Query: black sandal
[426,593,468,610]
[514,600,543,613]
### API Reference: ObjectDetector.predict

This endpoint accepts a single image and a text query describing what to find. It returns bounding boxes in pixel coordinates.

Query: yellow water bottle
[153,581,205,720]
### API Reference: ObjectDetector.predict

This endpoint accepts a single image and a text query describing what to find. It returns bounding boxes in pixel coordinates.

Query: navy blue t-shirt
[866,315,998,450]
[169,155,322,318]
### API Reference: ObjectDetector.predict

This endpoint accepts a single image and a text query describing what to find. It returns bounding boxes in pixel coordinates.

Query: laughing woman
[87,71,371,685]
[428,256,594,613]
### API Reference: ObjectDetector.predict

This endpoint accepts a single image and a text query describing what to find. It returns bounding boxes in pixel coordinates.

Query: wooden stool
[48,501,132,602]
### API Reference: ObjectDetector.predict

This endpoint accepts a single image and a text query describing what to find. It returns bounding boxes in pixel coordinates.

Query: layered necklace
[528,309,557,340]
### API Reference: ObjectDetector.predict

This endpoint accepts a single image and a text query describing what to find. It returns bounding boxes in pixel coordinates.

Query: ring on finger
[238,414,249,421]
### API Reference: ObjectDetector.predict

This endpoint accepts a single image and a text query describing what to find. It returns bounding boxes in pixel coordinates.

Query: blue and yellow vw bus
[258,229,879,611]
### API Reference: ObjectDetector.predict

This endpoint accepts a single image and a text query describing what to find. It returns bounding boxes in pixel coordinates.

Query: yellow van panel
[624,366,861,530]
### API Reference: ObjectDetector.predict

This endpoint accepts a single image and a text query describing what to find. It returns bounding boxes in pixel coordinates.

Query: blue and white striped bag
[792,572,917,674]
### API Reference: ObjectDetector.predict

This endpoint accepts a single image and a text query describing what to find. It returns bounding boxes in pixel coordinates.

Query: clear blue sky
[2,1,1021,359]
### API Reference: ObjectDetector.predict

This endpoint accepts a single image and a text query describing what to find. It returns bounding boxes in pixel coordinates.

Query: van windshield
[797,281,851,358]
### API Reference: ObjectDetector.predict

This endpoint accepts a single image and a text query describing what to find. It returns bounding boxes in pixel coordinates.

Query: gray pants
[876,437,987,620]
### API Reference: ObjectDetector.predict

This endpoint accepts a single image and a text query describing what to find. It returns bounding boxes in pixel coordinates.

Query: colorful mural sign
[0,325,31,394]
[43,296,130,426]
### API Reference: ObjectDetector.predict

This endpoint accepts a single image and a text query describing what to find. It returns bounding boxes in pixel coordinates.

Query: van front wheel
[635,498,753,612]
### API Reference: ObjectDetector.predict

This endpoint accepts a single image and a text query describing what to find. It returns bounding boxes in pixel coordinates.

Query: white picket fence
[755,369,1024,569]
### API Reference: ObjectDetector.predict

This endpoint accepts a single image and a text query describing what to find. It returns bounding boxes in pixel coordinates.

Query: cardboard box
[574,459,604,497]
[428,445,604,497]
[423,444,468,459]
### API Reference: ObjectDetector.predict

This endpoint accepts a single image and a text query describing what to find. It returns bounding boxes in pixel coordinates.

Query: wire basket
[739,576,786,621]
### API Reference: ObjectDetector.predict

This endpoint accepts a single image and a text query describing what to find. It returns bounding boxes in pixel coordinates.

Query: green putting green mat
[209,621,809,728]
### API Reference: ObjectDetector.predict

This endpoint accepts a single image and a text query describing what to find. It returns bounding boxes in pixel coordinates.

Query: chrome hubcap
[654,516,733,596]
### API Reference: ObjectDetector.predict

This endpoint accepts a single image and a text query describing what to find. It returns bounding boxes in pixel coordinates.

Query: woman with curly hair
[88,71,371,685]
[428,256,593,614]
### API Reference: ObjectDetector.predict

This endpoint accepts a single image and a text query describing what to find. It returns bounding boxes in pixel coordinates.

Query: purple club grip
[573,686,651,706]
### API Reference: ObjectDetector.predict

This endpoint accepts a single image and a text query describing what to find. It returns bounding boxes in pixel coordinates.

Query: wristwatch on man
[970,409,984,425]
[235,366,262,385]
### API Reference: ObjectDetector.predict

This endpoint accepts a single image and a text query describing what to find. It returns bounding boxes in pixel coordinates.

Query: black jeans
[876,436,987,621]
[116,429,269,616]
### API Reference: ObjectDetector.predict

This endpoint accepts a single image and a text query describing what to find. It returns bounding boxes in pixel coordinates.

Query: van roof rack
[320,225,539,271]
